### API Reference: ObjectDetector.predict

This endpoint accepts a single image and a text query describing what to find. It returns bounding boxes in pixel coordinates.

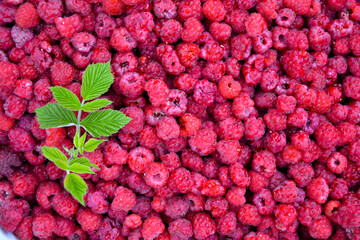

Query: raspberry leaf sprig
[35,62,132,205]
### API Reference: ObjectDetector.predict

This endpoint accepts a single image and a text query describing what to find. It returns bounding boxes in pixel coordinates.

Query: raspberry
[202,0,226,22]
[0,61,19,88]
[245,13,267,37]
[178,0,202,21]
[128,146,154,173]
[14,216,33,240]
[54,216,75,237]
[65,0,91,16]
[164,196,190,219]
[86,191,109,214]
[193,213,216,239]
[181,17,203,43]
[237,204,261,226]
[283,0,311,15]
[50,61,74,86]
[216,140,242,164]
[52,192,79,218]
[229,163,250,188]
[307,177,330,204]
[120,106,145,135]
[333,196,360,229]
[189,129,217,156]
[168,167,193,194]
[124,214,142,229]
[169,218,193,239]
[124,12,154,42]
[144,79,169,107]
[231,34,252,60]
[103,0,125,15]
[142,216,165,240]
[35,181,61,210]
[282,49,311,78]
[330,178,349,200]
[288,162,314,188]
[8,128,35,152]
[76,208,102,232]
[314,122,340,149]
[309,216,332,239]
[144,162,169,188]
[15,3,39,28]
[103,141,128,165]
[37,0,63,24]
[344,76,360,100]
[244,116,266,141]
[32,212,55,238]
[273,180,298,203]
[327,152,347,174]
[274,203,297,231]
[111,186,136,213]
[153,0,176,19]
[55,14,83,38]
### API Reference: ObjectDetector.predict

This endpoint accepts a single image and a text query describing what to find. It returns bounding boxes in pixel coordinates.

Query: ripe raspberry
[124,12,154,42]
[181,17,203,43]
[288,161,314,188]
[192,213,216,239]
[0,61,19,88]
[52,192,79,218]
[15,3,39,28]
[178,0,202,21]
[50,61,74,86]
[330,178,349,200]
[120,106,145,135]
[202,0,226,22]
[8,128,35,152]
[244,116,266,141]
[124,214,142,229]
[142,216,165,240]
[229,163,250,188]
[76,208,102,232]
[231,34,252,60]
[35,181,61,210]
[144,162,169,188]
[111,186,136,212]
[274,203,297,231]
[282,49,311,78]
[53,216,75,237]
[315,122,340,149]
[327,152,347,174]
[128,146,154,173]
[65,0,91,16]
[169,218,193,239]
[103,0,125,15]
[283,0,311,15]
[32,212,55,238]
[55,14,83,38]
[237,204,261,226]
[13,217,33,240]
[344,76,360,100]
[245,13,267,37]
[309,216,332,239]
[86,191,109,214]
[189,129,217,156]
[168,167,194,194]
[306,177,330,204]
[153,0,177,19]
[37,0,63,24]
[118,72,144,99]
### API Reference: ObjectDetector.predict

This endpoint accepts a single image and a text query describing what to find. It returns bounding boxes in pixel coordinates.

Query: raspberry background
[2,0,360,239]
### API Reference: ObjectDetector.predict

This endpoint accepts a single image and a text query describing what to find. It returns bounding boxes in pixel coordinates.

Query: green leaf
[50,86,81,111]
[83,138,106,152]
[69,163,95,174]
[91,163,100,169]
[53,159,69,171]
[74,130,80,149]
[41,146,67,162]
[82,99,113,112]
[64,173,88,206]
[79,132,87,155]
[81,109,132,137]
[81,62,114,101]
[35,103,77,129]
[69,157,91,167]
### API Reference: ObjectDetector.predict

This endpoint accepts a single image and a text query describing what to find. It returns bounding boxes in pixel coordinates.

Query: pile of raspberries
[1,0,360,239]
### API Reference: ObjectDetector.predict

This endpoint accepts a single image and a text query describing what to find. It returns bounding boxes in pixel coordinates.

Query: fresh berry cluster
[1,0,360,239]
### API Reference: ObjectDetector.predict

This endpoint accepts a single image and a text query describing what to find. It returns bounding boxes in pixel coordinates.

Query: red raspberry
[76,208,102,232]
[50,61,74,86]
[189,129,217,156]
[218,75,242,99]
[86,191,109,214]
[181,17,203,43]
[237,204,261,226]
[314,121,340,149]
[344,76,360,100]
[309,215,333,239]
[306,177,330,204]
[35,181,61,210]
[153,0,177,19]
[15,3,40,28]
[168,167,194,194]
[281,49,311,78]
[274,203,297,231]
[144,79,170,107]
[245,13,267,37]
[14,216,33,240]
[13,79,33,100]
[327,152,347,174]
[128,146,154,173]
[124,214,142,229]
[120,106,145,135]
[193,213,216,239]
[229,163,250,188]
[288,161,314,188]
[37,0,64,24]
[330,178,349,200]
[165,196,190,219]
[216,140,242,164]
[142,216,165,240]
[333,196,360,229]
[124,12,154,42]
[144,162,169,188]
[111,186,136,212]
[65,0,91,16]
[202,0,226,22]
[273,180,298,203]
[178,0,202,21]
[210,22,232,41]
[0,61,19,88]
[169,218,193,239]
[8,128,35,152]
[283,0,311,15]
[231,34,252,60]
[55,14,83,38]
[103,0,125,15]
[0,112,14,132]
[52,192,79,218]
[244,116,266,141]
[32,212,55,238]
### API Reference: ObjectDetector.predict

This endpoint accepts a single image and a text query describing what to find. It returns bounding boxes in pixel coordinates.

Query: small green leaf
[81,109,132,137]
[50,86,81,111]
[79,132,87,148]
[81,62,114,101]
[35,103,77,129]
[74,130,80,149]
[41,146,67,162]
[82,99,113,112]
[83,138,106,152]
[53,159,69,171]
[69,157,91,167]
[63,146,70,153]
[69,163,95,174]
[91,163,100,169]
[64,173,88,206]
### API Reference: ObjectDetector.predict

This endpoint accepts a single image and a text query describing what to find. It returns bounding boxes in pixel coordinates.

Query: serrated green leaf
[50,86,81,111]
[83,138,106,152]
[35,103,77,129]
[41,146,67,162]
[69,157,91,167]
[69,163,95,174]
[82,99,113,112]
[64,173,88,206]
[53,159,69,171]
[91,163,100,169]
[81,62,114,101]
[79,132,87,148]
[74,130,80,149]
[81,109,132,137]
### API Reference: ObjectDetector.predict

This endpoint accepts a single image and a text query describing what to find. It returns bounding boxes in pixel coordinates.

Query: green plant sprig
[35,62,132,205]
